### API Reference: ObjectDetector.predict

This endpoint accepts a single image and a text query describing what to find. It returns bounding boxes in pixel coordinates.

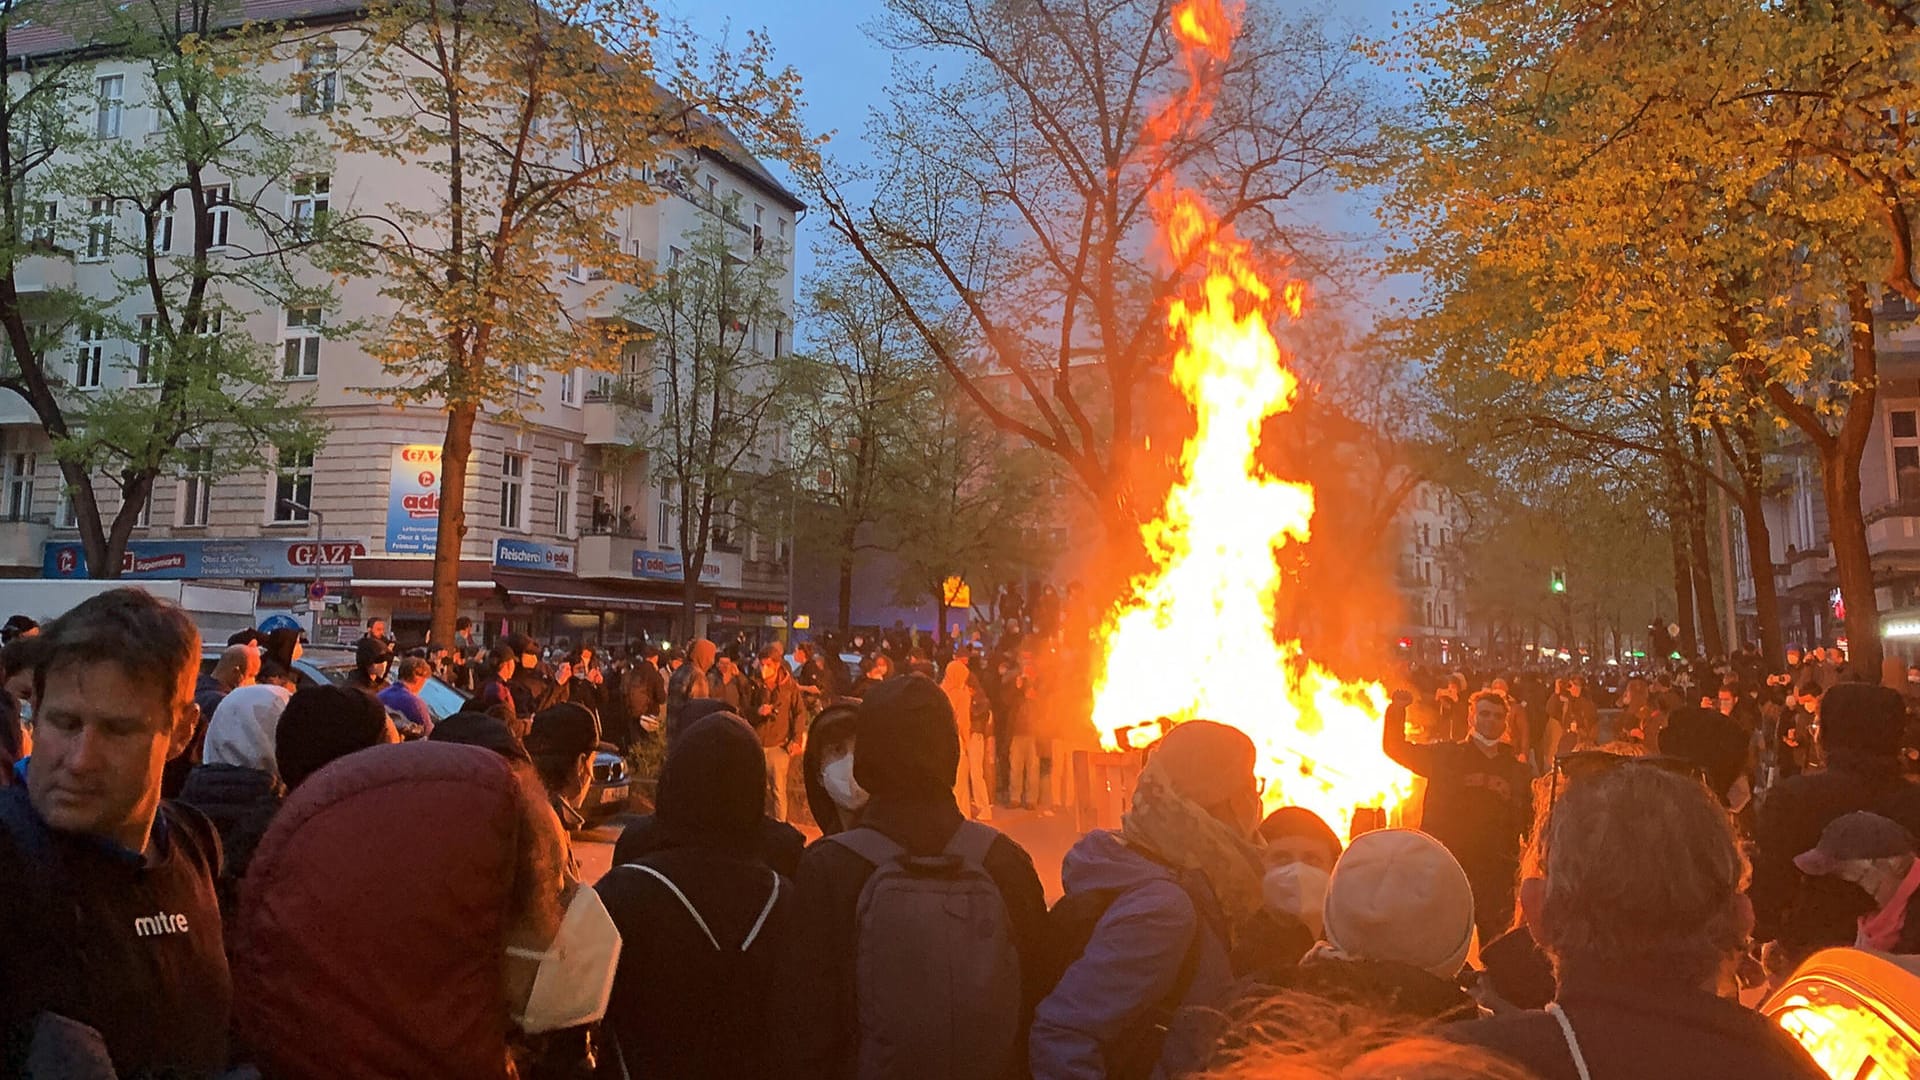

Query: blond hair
[1195,992,1537,1080]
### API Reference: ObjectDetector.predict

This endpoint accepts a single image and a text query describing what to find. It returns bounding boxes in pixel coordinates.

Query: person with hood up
[801,702,865,837]
[1383,689,1532,944]
[1752,682,1917,970]
[783,675,1049,1080]
[668,638,718,730]
[234,741,617,1079]
[176,683,292,923]
[614,697,806,879]
[848,652,891,699]
[346,636,394,695]
[273,684,399,793]
[507,633,570,717]
[596,712,796,1077]
[1032,719,1267,1080]
[476,642,523,735]
[1792,811,1920,953]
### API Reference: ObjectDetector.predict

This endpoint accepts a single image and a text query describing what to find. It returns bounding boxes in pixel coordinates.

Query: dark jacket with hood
[175,762,281,923]
[781,676,1049,1080]
[1752,683,1915,952]
[801,704,861,837]
[615,699,805,878]
[1447,972,1826,1080]
[234,742,527,1079]
[596,713,796,1079]
[1381,701,1531,873]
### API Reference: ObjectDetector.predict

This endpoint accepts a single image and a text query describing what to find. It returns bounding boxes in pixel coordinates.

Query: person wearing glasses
[1384,688,1534,945]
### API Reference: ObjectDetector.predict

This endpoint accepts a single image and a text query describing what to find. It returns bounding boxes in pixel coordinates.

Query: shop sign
[494,538,576,573]
[716,595,787,615]
[385,444,442,554]
[256,581,309,608]
[44,538,367,581]
[632,549,721,585]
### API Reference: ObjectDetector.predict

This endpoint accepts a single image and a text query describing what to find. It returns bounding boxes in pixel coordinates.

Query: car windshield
[307,661,466,721]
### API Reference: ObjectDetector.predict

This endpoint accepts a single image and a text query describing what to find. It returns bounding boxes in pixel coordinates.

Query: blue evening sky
[664,0,1418,321]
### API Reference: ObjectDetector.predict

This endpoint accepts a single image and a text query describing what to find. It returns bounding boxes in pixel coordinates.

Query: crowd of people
[0,588,1893,1078]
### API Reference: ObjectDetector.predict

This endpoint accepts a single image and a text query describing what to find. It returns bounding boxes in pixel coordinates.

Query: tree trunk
[1739,496,1785,669]
[681,573,699,644]
[1688,500,1725,659]
[836,553,855,637]
[1671,521,1698,659]
[429,403,477,648]
[1828,283,1883,676]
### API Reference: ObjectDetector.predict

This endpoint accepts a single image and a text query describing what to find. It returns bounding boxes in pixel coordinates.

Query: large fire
[1087,0,1413,839]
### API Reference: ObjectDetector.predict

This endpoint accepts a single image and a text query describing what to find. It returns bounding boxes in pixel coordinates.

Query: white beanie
[1321,828,1475,980]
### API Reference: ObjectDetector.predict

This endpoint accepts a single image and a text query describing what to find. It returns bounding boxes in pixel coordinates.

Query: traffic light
[1550,567,1567,594]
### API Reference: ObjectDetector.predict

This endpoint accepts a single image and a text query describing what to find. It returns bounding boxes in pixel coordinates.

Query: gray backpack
[829,821,1021,1080]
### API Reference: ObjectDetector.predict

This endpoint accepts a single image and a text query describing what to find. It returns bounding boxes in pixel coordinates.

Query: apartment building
[3,2,803,647]
[1396,481,1468,663]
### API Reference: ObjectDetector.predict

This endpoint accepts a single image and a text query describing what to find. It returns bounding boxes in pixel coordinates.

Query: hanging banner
[385,444,442,554]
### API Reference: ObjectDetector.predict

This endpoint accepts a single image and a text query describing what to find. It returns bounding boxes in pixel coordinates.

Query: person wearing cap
[1031,719,1266,1080]
[1792,811,1920,953]
[1447,763,1825,1080]
[1233,807,1346,976]
[1751,682,1917,968]
[506,633,571,717]
[782,675,1048,1080]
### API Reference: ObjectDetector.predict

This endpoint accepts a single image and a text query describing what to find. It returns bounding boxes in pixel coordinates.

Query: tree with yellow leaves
[1378,0,1920,673]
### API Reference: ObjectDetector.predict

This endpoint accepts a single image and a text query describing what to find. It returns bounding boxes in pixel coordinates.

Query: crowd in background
[0,589,1887,1078]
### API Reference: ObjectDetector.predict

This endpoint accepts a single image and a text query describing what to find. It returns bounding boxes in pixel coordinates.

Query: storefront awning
[492,571,689,613]
[348,556,495,598]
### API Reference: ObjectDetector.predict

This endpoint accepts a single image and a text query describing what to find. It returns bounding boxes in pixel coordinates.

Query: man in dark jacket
[782,675,1049,1080]
[748,644,807,822]
[505,633,569,717]
[667,639,718,731]
[1447,764,1825,1080]
[1383,688,1533,943]
[615,641,667,747]
[1752,681,1913,970]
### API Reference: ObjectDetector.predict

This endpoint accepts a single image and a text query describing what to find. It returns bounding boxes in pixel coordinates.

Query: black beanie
[854,673,960,800]
[656,712,765,849]
[1821,683,1906,756]
[276,685,391,791]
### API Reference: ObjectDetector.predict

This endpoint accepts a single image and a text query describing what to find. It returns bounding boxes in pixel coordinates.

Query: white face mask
[1262,863,1329,939]
[822,753,868,812]
[1470,732,1502,750]
[506,886,623,1034]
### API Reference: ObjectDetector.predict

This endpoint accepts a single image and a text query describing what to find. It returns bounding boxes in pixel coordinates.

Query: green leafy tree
[330,0,809,644]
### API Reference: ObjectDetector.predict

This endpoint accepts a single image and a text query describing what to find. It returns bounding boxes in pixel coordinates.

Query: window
[84,196,111,260]
[185,310,223,336]
[571,126,589,164]
[657,486,673,546]
[55,488,75,529]
[556,461,574,537]
[27,201,55,247]
[204,185,231,248]
[773,326,786,358]
[94,75,124,139]
[289,175,329,239]
[1424,600,1434,626]
[150,192,174,254]
[74,323,105,388]
[179,447,212,526]
[282,306,321,378]
[1442,603,1451,628]
[1895,409,1920,501]
[753,203,764,254]
[273,447,313,522]
[300,44,338,114]
[506,362,532,393]
[565,253,585,282]
[559,368,579,406]
[4,453,32,520]
[589,230,617,281]
[499,453,525,529]
[777,217,788,240]
[134,314,158,385]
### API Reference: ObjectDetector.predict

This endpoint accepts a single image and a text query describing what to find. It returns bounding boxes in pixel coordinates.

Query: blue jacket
[1030,829,1234,1080]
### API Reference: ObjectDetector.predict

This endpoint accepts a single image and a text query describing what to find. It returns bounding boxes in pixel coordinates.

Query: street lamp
[278,498,326,637]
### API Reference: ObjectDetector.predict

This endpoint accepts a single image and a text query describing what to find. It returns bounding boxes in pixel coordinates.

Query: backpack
[1040,881,1205,1080]
[828,822,1021,1080]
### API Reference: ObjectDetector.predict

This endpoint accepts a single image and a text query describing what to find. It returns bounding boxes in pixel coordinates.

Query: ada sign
[385,444,442,554]
[494,537,576,574]
[632,549,720,585]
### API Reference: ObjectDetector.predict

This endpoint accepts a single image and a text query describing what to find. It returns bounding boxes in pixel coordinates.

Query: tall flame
[1088,0,1413,839]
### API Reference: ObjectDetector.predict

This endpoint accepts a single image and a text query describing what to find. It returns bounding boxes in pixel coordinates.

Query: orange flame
[1088,0,1412,839]
[1774,997,1920,1079]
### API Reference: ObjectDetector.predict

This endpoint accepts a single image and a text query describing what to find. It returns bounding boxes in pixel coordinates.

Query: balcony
[578,532,649,580]
[0,515,51,568]
[1783,543,1836,594]
[582,375,653,446]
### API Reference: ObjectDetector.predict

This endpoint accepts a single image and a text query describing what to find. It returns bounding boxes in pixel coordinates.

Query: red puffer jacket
[234,742,525,1079]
